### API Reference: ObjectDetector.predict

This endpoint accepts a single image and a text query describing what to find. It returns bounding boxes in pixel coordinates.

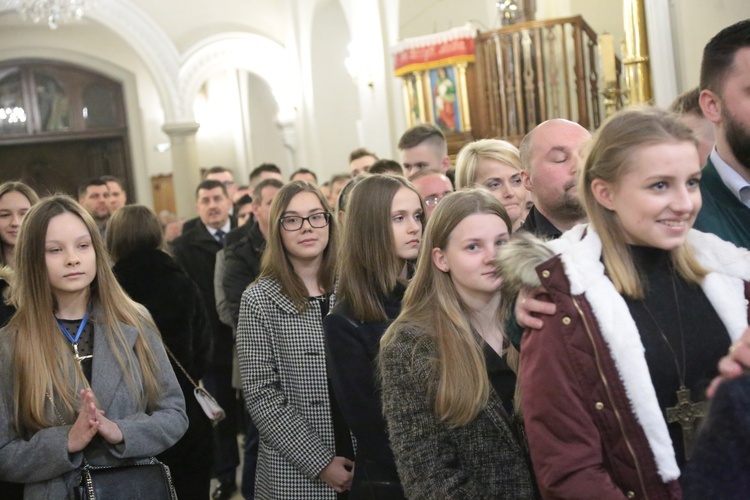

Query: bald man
[519,119,592,238]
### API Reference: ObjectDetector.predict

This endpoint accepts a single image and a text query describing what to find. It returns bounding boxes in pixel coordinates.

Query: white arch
[84,0,181,121]
[179,32,301,123]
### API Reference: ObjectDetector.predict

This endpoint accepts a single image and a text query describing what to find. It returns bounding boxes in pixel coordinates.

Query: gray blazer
[380,327,536,499]
[0,312,188,499]
[237,277,339,499]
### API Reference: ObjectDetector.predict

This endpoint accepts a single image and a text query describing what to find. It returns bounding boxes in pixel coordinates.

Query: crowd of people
[0,18,749,500]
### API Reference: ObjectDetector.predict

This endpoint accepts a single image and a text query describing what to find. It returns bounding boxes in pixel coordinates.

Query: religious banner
[393,25,475,133]
[392,26,476,77]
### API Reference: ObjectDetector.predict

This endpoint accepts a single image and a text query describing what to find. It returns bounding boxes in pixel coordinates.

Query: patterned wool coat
[237,277,340,499]
[380,328,537,499]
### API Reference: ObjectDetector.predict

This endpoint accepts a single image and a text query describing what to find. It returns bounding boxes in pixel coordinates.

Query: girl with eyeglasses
[237,181,354,499]
[455,139,529,230]
[323,174,424,499]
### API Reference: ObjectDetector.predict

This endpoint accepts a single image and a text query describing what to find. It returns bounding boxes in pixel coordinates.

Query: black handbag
[74,457,178,500]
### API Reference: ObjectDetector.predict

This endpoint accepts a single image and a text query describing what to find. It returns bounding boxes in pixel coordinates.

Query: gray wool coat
[379,327,536,500]
[0,313,188,499]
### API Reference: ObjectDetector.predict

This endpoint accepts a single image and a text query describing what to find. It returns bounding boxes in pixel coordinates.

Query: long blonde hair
[7,196,162,434]
[337,175,425,322]
[381,189,511,427]
[581,107,707,298]
[257,181,338,311]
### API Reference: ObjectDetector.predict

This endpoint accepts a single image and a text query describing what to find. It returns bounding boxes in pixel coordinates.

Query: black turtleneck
[623,245,730,469]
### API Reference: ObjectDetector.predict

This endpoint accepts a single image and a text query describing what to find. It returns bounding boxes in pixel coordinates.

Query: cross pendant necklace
[638,271,704,459]
[665,386,706,457]
[71,342,93,364]
[56,308,92,365]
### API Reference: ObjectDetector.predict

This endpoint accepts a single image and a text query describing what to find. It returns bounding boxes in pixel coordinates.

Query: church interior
[0,0,746,217]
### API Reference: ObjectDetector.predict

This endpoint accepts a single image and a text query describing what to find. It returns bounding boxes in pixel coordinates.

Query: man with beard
[519,118,591,238]
[171,180,239,500]
[77,178,111,236]
[695,20,750,249]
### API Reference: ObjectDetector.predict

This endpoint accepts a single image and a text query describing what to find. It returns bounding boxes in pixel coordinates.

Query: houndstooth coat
[237,277,339,499]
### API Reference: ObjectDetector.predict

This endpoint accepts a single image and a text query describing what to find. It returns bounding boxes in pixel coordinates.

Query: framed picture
[402,74,424,128]
[429,66,462,133]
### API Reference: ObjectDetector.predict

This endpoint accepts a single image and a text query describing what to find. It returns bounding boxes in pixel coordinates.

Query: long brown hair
[0,181,40,267]
[381,189,511,427]
[257,181,338,311]
[106,205,164,262]
[337,175,425,322]
[581,107,707,298]
[7,196,162,434]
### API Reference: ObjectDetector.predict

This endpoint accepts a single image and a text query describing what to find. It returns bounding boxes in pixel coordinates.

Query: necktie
[215,229,226,243]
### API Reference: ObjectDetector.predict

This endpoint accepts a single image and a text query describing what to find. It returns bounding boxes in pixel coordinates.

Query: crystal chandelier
[7,0,89,29]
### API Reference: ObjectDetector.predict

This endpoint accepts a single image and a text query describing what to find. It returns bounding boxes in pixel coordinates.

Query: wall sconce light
[345,41,375,87]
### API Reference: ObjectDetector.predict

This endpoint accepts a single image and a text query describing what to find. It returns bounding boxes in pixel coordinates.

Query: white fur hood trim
[546,225,749,483]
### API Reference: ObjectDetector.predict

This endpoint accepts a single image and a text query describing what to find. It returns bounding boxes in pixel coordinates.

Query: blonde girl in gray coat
[0,196,187,499]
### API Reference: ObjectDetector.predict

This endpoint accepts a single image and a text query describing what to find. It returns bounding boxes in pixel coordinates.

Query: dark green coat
[694,157,750,250]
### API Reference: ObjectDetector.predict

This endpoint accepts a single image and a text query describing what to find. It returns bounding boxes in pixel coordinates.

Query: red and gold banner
[392,26,476,77]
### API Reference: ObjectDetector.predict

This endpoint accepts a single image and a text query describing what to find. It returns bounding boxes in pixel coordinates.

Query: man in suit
[171,179,239,500]
[182,166,238,233]
[694,20,750,249]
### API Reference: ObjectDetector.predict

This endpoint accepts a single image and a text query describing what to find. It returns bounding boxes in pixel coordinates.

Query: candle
[599,32,617,84]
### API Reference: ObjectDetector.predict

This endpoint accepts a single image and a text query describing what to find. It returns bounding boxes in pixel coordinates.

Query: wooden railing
[471,16,619,144]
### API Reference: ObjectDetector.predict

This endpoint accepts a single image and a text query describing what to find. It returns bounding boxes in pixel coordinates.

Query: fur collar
[547,224,750,482]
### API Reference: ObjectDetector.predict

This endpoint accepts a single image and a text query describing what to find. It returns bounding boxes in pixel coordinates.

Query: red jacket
[501,225,750,499]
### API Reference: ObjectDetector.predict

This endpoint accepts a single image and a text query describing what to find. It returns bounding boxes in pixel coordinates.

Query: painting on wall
[393,26,475,135]
[403,74,424,128]
[428,66,462,133]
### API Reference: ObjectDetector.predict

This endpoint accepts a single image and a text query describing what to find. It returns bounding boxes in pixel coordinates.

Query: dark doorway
[0,136,129,198]
[0,60,132,199]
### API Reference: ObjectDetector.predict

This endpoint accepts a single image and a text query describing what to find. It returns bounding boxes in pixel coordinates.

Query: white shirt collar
[710,147,750,207]
[205,220,231,237]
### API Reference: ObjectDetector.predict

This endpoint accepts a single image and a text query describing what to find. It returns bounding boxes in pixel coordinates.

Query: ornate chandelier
[7,0,89,29]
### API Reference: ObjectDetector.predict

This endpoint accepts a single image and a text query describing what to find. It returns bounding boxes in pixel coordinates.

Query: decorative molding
[178,32,301,123]
[162,122,200,137]
[84,0,182,121]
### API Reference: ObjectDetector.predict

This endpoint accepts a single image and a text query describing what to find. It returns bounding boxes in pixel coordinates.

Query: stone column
[163,122,201,218]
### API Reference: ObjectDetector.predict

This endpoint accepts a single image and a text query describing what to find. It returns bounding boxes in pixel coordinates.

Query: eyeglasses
[424,192,450,207]
[279,212,331,231]
[424,195,441,207]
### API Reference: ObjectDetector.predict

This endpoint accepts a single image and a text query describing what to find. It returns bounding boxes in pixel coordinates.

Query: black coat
[0,279,21,500]
[323,285,406,499]
[172,221,235,369]
[519,206,562,239]
[0,279,13,328]
[683,374,750,499]
[222,221,265,327]
[112,249,214,455]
